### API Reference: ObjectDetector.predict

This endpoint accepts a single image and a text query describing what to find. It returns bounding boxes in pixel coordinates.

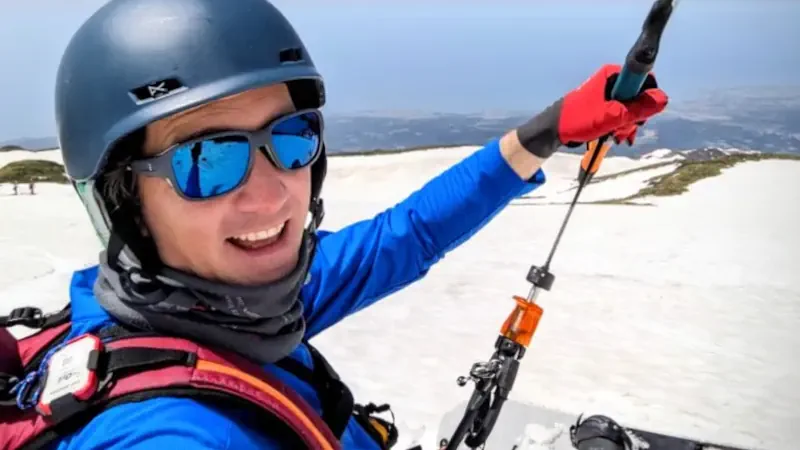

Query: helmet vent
[279,48,304,63]
[129,78,187,105]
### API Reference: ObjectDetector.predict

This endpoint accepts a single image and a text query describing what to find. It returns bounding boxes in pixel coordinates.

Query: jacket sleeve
[301,138,546,338]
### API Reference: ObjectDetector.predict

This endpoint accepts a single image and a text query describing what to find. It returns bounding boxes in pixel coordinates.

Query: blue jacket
[52,139,546,449]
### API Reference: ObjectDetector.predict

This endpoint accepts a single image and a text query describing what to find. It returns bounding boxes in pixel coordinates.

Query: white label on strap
[38,334,101,407]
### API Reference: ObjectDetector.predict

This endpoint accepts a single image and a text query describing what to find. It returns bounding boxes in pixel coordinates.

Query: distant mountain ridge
[320,86,800,155]
[6,115,796,156]
[4,87,799,155]
[0,137,58,151]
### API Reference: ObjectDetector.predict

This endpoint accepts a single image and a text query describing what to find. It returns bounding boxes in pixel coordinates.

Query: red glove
[612,123,639,146]
[516,64,668,157]
[559,64,667,145]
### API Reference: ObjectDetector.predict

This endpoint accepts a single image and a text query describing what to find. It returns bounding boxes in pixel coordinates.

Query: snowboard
[434,400,755,450]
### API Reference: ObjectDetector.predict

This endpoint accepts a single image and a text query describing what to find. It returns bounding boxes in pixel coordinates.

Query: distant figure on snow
[28,181,35,195]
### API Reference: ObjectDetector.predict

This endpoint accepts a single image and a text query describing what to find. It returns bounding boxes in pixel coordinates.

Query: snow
[722,149,763,156]
[640,148,684,162]
[2,148,799,450]
[513,422,568,450]
[517,162,680,205]
[642,149,674,159]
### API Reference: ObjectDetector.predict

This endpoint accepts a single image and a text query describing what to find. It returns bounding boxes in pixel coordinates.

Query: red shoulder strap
[107,335,342,450]
[17,323,72,367]
[0,306,72,372]
[0,331,342,450]
[0,329,20,380]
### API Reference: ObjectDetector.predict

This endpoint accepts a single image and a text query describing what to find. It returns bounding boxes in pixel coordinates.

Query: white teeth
[233,222,285,242]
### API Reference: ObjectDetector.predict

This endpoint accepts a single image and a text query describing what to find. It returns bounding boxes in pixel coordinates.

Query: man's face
[137,83,312,286]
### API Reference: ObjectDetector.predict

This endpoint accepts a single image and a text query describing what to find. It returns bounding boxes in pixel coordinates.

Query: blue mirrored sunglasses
[129,109,323,200]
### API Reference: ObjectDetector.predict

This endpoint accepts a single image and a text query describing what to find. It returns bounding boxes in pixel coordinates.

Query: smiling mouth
[227,221,287,250]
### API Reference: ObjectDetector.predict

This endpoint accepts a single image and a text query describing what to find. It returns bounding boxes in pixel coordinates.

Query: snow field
[1,148,798,450]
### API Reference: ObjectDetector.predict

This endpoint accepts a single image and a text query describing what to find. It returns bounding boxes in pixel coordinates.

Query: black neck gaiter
[93,233,316,365]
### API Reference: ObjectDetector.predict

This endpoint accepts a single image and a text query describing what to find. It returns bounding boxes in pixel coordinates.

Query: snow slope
[2,147,799,450]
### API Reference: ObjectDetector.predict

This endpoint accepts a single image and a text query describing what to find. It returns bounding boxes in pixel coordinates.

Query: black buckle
[0,374,20,404]
[1,307,45,328]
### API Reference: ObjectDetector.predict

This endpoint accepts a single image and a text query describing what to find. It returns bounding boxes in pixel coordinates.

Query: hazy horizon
[2,0,799,141]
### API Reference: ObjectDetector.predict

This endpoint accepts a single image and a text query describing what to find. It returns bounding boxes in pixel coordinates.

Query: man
[0,0,667,448]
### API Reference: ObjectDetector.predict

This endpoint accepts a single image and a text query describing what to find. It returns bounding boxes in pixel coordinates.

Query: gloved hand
[516,64,668,159]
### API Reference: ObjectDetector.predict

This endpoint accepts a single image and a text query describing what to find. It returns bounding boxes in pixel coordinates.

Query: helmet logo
[148,83,169,97]
[130,78,187,105]
[279,48,304,63]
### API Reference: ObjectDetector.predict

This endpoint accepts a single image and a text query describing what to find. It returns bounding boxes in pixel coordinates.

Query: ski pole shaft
[545,133,607,269]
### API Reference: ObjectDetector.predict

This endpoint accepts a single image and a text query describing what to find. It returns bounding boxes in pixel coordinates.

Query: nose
[233,149,287,214]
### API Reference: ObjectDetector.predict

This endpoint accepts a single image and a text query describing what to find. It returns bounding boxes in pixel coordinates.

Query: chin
[225,250,301,286]
[217,220,306,286]
[257,257,300,284]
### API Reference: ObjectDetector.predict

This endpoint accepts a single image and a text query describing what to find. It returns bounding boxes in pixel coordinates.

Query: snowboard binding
[570,414,634,450]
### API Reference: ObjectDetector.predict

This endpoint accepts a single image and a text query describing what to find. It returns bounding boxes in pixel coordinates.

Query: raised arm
[301,135,545,338]
[302,62,670,337]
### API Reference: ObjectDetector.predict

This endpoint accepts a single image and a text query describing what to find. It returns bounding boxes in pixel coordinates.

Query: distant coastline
[3,86,799,155]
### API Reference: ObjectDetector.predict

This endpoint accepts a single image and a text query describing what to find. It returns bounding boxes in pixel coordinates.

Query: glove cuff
[516,98,564,159]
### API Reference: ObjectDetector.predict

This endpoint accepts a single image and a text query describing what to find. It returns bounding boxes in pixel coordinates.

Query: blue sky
[1,0,798,141]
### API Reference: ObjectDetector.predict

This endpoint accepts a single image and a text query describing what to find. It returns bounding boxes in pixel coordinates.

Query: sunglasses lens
[270,111,321,170]
[170,136,251,199]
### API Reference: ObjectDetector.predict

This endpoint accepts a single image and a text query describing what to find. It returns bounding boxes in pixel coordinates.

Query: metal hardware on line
[526,285,540,302]
[456,359,501,387]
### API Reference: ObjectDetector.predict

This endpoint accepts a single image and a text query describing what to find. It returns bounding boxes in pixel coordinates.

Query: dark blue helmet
[55,0,327,268]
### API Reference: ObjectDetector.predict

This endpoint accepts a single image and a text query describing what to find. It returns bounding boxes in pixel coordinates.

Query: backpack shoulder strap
[1,305,73,368]
[0,325,342,450]
[276,341,355,438]
[0,305,72,331]
[276,341,399,450]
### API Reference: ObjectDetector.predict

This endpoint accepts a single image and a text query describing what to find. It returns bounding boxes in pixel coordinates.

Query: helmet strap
[309,197,324,233]
[104,193,163,278]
